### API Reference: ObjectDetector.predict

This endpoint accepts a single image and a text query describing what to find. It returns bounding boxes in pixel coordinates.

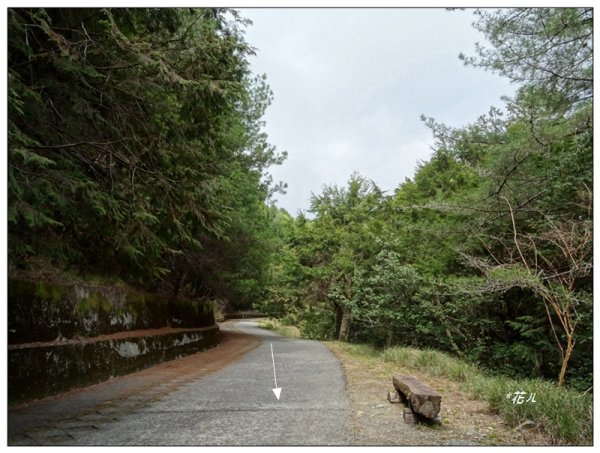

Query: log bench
[391,374,442,422]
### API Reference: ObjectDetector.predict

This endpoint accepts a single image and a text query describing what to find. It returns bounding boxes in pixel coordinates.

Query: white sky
[238,8,516,215]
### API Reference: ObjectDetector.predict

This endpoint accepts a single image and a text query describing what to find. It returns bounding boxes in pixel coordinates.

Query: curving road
[8,320,353,446]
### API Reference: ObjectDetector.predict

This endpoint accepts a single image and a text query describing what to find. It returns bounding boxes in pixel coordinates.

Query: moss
[9,279,67,305]
[33,281,68,302]
[9,279,215,342]
[8,280,73,342]
[125,290,146,308]
[167,297,214,328]
[74,291,111,315]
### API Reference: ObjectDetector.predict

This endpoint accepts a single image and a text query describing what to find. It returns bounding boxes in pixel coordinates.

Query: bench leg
[387,390,402,403]
[403,407,416,424]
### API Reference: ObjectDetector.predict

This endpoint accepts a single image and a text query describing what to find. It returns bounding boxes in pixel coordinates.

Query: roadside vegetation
[379,345,593,445]
[258,319,301,338]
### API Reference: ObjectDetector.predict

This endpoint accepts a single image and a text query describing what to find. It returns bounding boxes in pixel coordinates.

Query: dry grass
[326,341,555,446]
[328,342,591,446]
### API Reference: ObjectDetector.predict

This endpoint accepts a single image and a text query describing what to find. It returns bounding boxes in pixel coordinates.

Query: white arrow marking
[270,343,282,400]
[272,387,282,400]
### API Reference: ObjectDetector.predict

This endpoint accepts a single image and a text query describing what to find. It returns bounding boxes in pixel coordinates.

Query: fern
[10,148,56,168]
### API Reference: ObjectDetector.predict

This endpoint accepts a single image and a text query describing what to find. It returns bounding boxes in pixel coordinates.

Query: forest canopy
[8,8,286,308]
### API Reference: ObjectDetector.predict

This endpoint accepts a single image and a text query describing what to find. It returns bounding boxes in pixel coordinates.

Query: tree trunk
[545,297,576,387]
[334,302,343,339]
[558,331,575,386]
[445,328,462,356]
[338,306,351,342]
[172,272,184,299]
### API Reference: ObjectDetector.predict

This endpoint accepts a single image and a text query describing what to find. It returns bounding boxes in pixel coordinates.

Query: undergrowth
[258,319,301,338]
[378,345,591,445]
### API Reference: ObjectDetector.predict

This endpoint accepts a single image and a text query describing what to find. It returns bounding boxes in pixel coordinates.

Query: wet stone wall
[8,326,220,404]
[7,279,219,403]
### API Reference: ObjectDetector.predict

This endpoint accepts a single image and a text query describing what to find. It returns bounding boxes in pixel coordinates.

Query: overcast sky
[237,8,516,215]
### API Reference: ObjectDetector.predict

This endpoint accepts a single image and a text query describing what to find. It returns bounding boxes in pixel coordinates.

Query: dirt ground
[326,342,551,446]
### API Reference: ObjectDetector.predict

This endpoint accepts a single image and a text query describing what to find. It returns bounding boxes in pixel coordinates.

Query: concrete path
[8,321,352,446]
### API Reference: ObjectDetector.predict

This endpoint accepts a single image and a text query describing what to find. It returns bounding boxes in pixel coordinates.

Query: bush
[298,305,336,340]
[258,319,301,338]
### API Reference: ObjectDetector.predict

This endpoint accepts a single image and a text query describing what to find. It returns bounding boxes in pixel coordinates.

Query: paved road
[8,321,352,446]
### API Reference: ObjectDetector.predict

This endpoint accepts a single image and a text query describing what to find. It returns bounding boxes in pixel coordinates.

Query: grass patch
[463,374,592,446]
[258,319,301,338]
[335,342,592,445]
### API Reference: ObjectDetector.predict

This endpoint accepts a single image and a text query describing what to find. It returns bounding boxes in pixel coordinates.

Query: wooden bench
[391,374,442,421]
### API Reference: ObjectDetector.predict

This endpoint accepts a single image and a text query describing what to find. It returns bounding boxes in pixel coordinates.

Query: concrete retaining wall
[8,279,220,404]
[8,325,220,404]
[8,279,215,344]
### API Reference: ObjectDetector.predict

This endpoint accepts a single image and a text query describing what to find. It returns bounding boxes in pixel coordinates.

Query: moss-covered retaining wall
[8,325,220,404]
[8,279,220,404]
[8,279,215,344]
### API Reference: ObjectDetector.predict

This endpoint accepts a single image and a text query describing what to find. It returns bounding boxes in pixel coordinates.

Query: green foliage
[258,319,301,338]
[465,374,592,445]
[461,8,592,105]
[9,6,592,399]
[351,250,423,347]
[297,304,338,340]
[8,8,285,311]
